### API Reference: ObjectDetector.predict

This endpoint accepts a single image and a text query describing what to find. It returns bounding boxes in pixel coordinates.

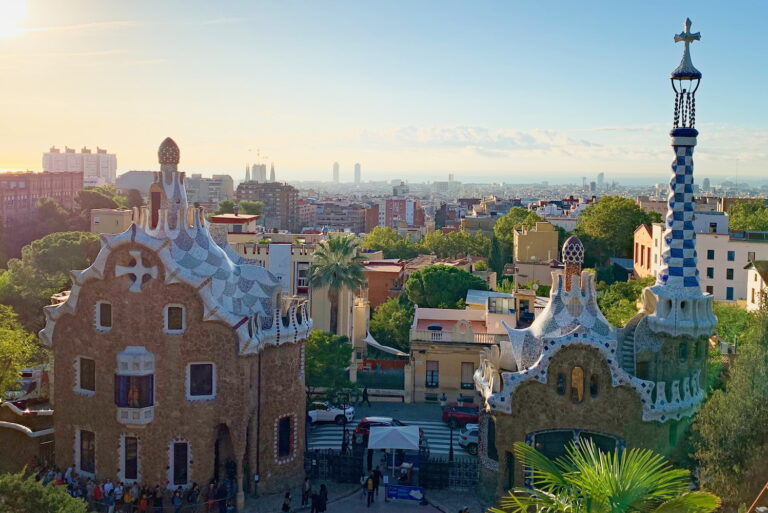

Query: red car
[441,404,479,428]
[353,417,424,440]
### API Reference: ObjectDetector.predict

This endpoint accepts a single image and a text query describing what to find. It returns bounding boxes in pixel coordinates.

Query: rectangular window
[706,249,715,260]
[124,437,138,481]
[189,363,215,399]
[709,222,717,233]
[727,251,735,262]
[726,287,734,301]
[165,306,185,333]
[278,416,292,458]
[752,288,756,304]
[425,360,439,388]
[79,358,95,392]
[172,442,188,485]
[726,268,734,280]
[748,251,756,262]
[460,362,474,390]
[706,267,714,279]
[98,302,112,329]
[80,430,95,474]
[706,285,714,295]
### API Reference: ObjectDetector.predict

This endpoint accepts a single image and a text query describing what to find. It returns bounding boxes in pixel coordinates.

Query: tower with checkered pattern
[645,18,716,338]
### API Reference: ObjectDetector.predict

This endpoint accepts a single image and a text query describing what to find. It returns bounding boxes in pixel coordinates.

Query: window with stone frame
[96,301,112,330]
[187,363,216,400]
[425,361,439,388]
[172,442,189,486]
[78,357,96,393]
[79,429,95,474]
[460,362,474,390]
[123,436,138,481]
[165,305,185,334]
[277,416,293,458]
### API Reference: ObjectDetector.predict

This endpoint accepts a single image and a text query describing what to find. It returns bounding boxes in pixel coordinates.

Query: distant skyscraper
[251,163,266,182]
[245,164,250,182]
[270,163,275,183]
[333,162,340,183]
[354,163,361,184]
[589,181,596,193]
[448,173,454,182]
[43,146,117,185]
[702,177,711,190]
[597,172,605,190]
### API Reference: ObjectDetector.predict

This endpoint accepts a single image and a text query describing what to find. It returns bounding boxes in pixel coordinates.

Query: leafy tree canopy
[304,330,354,392]
[405,264,487,308]
[0,304,41,399]
[369,297,414,353]
[421,230,491,259]
[75,189,118,213]
[0,472,88,513]
[361,227,423,260]
[493,208,542,248]
[596,277,654,327]
[0,232,100,331]
[575,196,661,265]
[492,440,719,513]
[728,200,768,231]
[238,200,264,215]
[214,200,236,214]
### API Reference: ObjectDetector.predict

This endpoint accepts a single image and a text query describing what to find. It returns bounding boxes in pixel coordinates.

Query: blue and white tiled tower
[646,19,716,338]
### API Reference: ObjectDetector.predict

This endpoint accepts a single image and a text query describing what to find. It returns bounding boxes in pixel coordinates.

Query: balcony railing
[410,329,504,344]
[117,406,154,425]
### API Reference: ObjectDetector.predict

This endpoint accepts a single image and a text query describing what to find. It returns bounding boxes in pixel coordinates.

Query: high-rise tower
[270,163,275,183]
[245,164,250,182]
[354,163,361,184]
[332,162,340,183]
[645,18,716,337]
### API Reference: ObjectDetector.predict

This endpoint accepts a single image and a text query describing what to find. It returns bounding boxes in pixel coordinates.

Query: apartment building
[236,182,298,232]
[0,171,82,228]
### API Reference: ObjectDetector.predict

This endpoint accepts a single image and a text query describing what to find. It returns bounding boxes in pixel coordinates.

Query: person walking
[366,475,375,507]
[372,466,382,497]
[318,484,328,513]
[301,476,311,506]
[152,485,164,513]
[362,388,371,407]
[172,487,184,513]
[359,473,367,500]
[187,482,201,513]
[281,491,291,513]
[310,488,321,513]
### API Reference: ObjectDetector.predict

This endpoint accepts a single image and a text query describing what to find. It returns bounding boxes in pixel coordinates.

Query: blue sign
[386,484,424,502]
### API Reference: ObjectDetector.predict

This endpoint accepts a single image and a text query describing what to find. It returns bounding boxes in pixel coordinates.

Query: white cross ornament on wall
[116,250,158,292]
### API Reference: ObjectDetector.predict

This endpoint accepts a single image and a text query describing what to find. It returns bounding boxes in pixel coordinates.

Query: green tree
[575,196,661,266]
[693,342,768,508]
[0,232,100,331]
[728,200,768,231]
[712,302,750,346]
[309,234,367,334]
[304,330,354,394]
[75,189,118,214]
[369,297,414,353]
[123,189,145,209]
[493,441,719,513]
[493,208,542,250]
[596,277,654,327]
[0,472,88,513]
[238,200,264,215]
[361,226,422,259]
[488,235,510,276]
[405,264,487,308]
[214,200,236,215]
[0,305,40,399]
[473,260,488,271]
[422,230,491,259]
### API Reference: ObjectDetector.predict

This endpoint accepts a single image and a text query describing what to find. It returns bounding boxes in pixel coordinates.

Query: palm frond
[650,492,720,513]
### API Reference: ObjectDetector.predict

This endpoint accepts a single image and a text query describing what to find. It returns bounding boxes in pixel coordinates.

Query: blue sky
[1,0,766,183]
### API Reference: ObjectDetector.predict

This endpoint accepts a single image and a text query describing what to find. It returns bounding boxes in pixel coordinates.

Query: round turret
[158,137,180,165]
[562,235,584,265]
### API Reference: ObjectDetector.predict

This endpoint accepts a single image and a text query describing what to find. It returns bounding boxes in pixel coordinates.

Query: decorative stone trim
[74,356,96,397]
[477,413,498,472]
[117,433,141,484]
[164,304,186,335]
[74,426,96,478]
[274,413,298,465]
[94,300,112,332]
[166,438,192,489]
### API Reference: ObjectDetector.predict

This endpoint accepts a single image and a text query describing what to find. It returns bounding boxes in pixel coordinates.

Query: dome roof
[158,137,180,165]
[562,235,584,264]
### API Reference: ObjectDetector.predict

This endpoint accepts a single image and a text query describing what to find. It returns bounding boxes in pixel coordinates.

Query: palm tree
[309,234,367,334]
[492,440,719,513]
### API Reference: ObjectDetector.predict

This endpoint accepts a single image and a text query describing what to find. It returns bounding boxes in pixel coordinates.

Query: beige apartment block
[513,221,558,263]
[745,261,768,312]
[90,209,133,234]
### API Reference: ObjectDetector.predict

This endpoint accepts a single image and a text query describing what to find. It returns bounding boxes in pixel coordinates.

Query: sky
[0,0,767,184]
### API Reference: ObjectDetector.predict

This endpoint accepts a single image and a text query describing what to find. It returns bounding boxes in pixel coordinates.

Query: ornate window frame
[274,413,298,464]
[95,300,112,332]
[74,356,96,397]
[164,304,186,335]
[186,362,217,401]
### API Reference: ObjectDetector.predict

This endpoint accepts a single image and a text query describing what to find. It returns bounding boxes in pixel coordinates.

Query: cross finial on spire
[674,18,700,45]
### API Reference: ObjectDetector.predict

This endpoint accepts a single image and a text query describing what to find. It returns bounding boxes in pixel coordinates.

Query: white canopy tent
[368,426,420,478]
[363,332,409,357]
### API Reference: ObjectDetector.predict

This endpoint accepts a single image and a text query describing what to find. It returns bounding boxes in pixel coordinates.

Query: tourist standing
[281,491,291,512]
[372,466,382,497]
[318,484,328,513]
[187,482,201,513]
[366,474,375,507]
[152,485,164,513]
[301,476,311,506]
[172,487,184,513]
[362,388,371,407]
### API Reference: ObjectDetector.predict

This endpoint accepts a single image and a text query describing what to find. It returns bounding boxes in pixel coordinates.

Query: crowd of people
[31,464,235,512]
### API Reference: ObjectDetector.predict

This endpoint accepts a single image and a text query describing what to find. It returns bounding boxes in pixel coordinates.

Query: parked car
[441,403,479,429]
[353,417,424,440]
[307,401,355,425]
[458,423,479,455]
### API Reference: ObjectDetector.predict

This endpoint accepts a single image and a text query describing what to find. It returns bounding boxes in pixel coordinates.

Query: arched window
[678,342,688,362]
[556,373,566,395]
[589,374,599,398]
[571,367,584,403]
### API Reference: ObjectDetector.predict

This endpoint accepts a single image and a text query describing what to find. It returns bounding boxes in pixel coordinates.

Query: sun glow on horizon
[0,0,28,38]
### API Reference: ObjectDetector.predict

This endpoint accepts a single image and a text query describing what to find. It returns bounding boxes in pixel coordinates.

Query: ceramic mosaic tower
[646,18,716,338]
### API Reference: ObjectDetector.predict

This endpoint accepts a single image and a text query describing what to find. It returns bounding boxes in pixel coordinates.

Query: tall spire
[646,19,715,338]
[245,164,250,182]
[269,163,275,183]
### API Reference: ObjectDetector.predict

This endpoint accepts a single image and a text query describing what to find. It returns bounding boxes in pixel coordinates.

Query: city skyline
[1,1,767,183]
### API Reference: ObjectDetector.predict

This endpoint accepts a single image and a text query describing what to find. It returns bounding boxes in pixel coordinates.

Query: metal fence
[304,449,362,484]
[356,369,405,390]
[419,457,479,490]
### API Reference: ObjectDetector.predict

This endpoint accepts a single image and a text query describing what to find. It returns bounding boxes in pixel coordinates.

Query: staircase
[620,317,641,375]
